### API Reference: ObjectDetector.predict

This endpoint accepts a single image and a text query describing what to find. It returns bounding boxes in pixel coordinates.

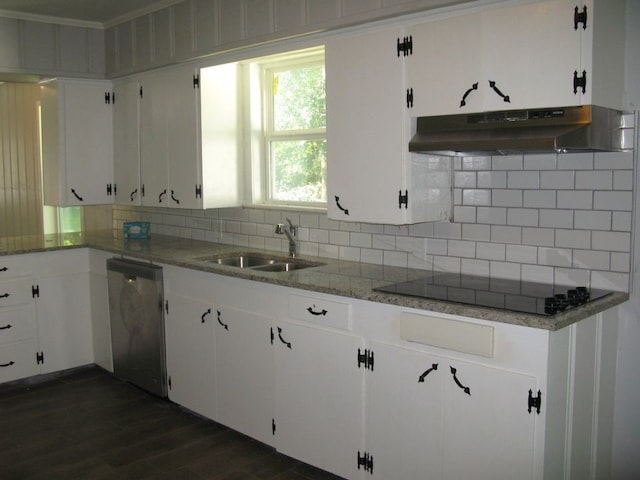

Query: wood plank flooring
[0,366,344,480]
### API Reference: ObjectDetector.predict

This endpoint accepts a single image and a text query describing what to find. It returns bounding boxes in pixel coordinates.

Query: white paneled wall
[106,133,635,293]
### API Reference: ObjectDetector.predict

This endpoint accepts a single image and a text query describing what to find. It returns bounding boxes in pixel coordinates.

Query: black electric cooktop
[373,272,613,316]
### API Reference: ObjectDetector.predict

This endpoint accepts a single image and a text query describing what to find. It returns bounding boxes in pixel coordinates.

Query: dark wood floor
[0,366,343,480]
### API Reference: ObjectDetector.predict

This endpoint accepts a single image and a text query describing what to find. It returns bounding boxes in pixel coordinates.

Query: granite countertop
[1,230,628,331]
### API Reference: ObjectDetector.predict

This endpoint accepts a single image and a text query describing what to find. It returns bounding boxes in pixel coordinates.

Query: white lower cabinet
[214,305,275,445]
[274,320,365,480]
[165,291,216,419]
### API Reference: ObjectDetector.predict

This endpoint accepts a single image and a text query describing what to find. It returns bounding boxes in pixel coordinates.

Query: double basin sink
[196,252,324,272]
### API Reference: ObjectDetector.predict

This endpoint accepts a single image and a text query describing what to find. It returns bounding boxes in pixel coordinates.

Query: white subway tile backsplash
[594,151,633,170]
[590,271,629,291]
[248,235,266,250]
[455,171,477,188]
[461,258,490,277]
[573,249,610,270]
[612,212,632,232]
[593,191,633,211]
[477,207,507,225]
[372,234,396,250]
[554,268,590,288]
[339,246,361,262]
[492,155,523,170]
[493,189,522,207]
[462,156,491,170]
[433,222,461,239]
[557,152,594,170]
[613,170,634,190]
[557,190,593,209]
[462,189,491,206]
[318,243,340,259]
[454,206,476,223]
[477,171,507,188]
[360,223,385,234]
[489,260,520,281]
[309,228,329,243]
[299,212,320,228]
[540,170,575,189]
[448,240,476,258]
[383,250,408,268]
[329,230,350,246]
[611,253,631,272]
[408,222,434,237]
[524,190,556,208]
[574,210,611,231]
[538,247,572,267]
[395,236,414,253]
[592,231,631,252]
[425,238,448,255]
[432,255,461,273]
[462,224,490,241]
[508,171,540,189]
[524,153,557,170]
[491,225,522,244]
[360,248,383,265]
[350,232,372,248]
[522,228,555,247]
[539,209,573,228]
[477,242,506,261]
[506,208,538,227]
[506,244,538,264]
[521,264,554,285]
[555,229,591,249]
[575,170,612,189]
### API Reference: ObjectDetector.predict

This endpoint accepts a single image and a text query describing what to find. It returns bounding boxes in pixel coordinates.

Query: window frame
[248,46,326,210]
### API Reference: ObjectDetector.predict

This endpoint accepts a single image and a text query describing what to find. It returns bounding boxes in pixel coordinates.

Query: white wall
[611,2,640,478]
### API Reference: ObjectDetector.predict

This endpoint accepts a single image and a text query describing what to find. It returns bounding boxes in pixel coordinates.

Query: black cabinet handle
[170,190,180,204]
[201,308,211,323]
[158,189,167,203]
[334,196,349,215]
[0,267,7,272]
[418,363,438,383]
[0,324,12,330]
[217,310,228,330]
[459,82,478,107]
[306,306,327,316]
[277,327,292,349]
[0,293,9,299]
[450,366,471,395]
[0,361,15,367]
[71,189,84,201]
[488,80,510,103]
[130,188,138,202]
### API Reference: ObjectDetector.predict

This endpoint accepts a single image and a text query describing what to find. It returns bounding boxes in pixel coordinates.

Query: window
[251,47,326,208]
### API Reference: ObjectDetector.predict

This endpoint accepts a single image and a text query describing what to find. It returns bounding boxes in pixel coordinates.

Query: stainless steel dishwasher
[106,258,167,398]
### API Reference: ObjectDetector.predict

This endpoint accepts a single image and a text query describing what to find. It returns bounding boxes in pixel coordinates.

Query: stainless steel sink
[195,252,324,271]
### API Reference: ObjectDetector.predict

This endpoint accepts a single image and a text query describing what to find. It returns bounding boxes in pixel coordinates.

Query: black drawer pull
[306,306,327,316]
[0,324,12,330]
[0,361,15,367]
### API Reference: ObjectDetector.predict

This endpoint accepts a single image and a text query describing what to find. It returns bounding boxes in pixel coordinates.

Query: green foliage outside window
[269,63,326,204]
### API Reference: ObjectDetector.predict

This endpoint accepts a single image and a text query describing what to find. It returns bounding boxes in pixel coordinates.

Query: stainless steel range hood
[409,105,623,156]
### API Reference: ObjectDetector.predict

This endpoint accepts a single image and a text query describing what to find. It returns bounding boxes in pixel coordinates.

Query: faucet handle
[275,224,285,234]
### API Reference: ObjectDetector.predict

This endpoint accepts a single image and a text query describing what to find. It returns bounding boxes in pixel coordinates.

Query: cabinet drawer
[288,294,351,331]
[400,312,494,358]
[0,341,39,384]
[0,255,34,277]
[0,307,37,344]
[0,278,35,307]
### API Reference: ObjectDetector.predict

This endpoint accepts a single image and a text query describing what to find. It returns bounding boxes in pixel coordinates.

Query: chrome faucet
[275,218,297,257]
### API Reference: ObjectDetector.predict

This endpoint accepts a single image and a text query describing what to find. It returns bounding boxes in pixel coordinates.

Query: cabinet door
[35,273,93,373]
[113,78,141,206]
[408,14,485,116]
[215,305,275,446]
[0,341,39,383]
[326,28,410,224]
[139,73,169,207]
[441,360,537,480]
[481,0,581,111]
[365,342,444,480]
[62,80,114,205]
[274,321,364,480]
[165,65,201,209]
[165,292,216,420]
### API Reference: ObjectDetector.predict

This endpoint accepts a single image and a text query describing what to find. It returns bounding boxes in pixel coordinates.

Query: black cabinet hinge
[574,5,587,30]
[141,184,146,197]
[168,375,172,390]
[165,300,169,315]
[357,451,374,474]
[406,88,413,108]
[32,285,39,298]
[396,35,413,57]
[193,74,200,89]
[398,189,408,209]
[528,389,542,414]
[36,351,44,365]
[139,85,144,98]
[195,184,202,199]
[105,92,114,104]
[272,418,276,435]
[107,184,113,196]
[270,327,275,344]
[357,348,374,371]
[573,70,587,94]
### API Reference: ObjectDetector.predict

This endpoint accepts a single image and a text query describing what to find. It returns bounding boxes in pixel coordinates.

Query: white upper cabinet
[138,62,243,209]
[112,78,141,205]
[407,0,625,116]
[41,79,114,206]
[326,27,451,225]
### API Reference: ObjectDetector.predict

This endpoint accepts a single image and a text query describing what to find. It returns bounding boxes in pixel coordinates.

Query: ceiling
[0,0,180,26]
